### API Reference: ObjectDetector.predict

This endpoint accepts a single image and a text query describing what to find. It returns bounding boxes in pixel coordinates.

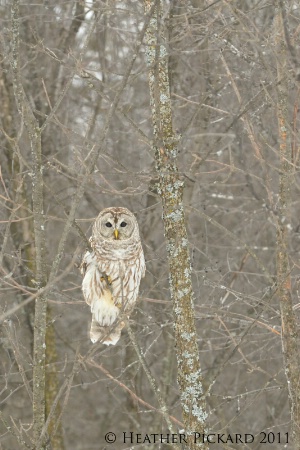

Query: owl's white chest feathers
[95,252,144,309]
[81,243,145,314]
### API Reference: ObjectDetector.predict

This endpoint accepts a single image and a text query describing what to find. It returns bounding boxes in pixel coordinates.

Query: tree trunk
[275,2,300,447]
[11,2,64,448]
[144,1,208,447]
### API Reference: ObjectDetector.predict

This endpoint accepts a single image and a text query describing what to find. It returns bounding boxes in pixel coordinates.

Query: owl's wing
[140,247,146,278]
[80,251,124,345]
[80,250,90,277]
[81,251,112,306]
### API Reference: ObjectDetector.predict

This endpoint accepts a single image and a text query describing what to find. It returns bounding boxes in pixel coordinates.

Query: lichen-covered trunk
[275,4,300,447]
[144,1,208,447]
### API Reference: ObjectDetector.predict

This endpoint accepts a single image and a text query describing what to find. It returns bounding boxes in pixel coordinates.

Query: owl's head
[92,207,139,242]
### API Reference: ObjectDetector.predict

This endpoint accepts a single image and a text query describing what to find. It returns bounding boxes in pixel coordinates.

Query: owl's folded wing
[81,250,122,345]
[80,251,112,306]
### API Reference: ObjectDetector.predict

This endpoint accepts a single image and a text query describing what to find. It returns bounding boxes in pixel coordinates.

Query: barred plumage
[80,207,145,345]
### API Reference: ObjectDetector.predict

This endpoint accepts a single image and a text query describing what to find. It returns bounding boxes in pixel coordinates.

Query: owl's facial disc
[99,212,135,241]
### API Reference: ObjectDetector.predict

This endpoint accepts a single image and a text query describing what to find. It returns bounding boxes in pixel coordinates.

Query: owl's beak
[114,229,119,240]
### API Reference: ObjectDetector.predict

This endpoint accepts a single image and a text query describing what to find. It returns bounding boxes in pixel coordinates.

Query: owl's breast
[95,258,141,310]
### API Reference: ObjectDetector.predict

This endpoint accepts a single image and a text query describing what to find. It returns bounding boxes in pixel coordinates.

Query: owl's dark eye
[120,221,127,227]
[105,222,112,227]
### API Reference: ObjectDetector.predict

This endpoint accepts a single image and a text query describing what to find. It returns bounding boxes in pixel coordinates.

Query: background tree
[0,1,299,449]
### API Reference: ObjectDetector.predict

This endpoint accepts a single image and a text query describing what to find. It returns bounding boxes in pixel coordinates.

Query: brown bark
[11,2,64,449]
[275,3,300,447]
[144,1,208,447]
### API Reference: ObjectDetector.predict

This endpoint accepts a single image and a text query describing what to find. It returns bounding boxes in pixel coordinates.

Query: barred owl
[80,207,145,345]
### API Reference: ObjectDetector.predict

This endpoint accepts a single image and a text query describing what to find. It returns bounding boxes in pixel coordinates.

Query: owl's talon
[101,275,112,285]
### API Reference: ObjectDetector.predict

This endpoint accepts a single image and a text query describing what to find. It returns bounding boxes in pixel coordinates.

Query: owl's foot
[101,275,112,285]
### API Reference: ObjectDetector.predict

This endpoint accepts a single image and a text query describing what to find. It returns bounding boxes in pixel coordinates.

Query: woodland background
[1,0,300,449]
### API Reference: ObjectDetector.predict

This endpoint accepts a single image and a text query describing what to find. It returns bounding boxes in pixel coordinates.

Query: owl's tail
[89,286,124,345]
[90,316,125,345]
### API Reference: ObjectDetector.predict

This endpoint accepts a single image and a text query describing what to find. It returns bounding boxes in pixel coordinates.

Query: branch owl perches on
[80,207,145,345]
